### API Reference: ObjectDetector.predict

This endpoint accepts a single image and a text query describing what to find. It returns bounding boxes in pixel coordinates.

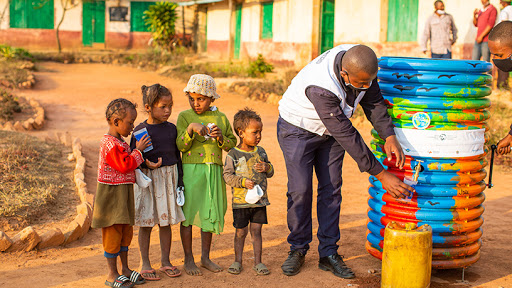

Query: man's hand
[497,134,512,155]
[476,34,484,43]
[375,170,415,199]
[384,135,405,169]
[145,158,162,169]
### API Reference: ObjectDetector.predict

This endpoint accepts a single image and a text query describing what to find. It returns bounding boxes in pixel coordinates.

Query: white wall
[55,0,82,31]
[334,0,382,43]
[273,0,313,43]
[207,0,230,41]
[0,0,9,30]
[241,0,261,42]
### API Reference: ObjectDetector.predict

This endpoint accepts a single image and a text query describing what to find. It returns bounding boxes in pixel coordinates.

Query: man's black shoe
[318,254,356,279]
[281,250,305,276]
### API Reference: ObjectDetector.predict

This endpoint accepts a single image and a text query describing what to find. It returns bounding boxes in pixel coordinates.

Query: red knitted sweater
[97,134,144,185]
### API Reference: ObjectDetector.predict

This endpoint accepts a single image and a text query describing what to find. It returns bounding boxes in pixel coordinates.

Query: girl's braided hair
[105,98,137,123]
[141,83,172,108]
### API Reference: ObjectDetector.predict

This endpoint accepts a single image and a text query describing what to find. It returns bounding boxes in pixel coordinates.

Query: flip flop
[128,271,146,285]
[140,269,161,281]
[159,266,182,278]
[227,262,242,275]
[253,263,270,276]
[105,275,134,287]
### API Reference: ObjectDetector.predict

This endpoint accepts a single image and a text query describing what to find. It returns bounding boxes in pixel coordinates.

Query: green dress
[176,108,237,234]
[181,164,227,234]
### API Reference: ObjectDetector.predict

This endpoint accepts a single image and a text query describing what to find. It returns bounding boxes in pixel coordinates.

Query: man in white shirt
[277,44,414,278]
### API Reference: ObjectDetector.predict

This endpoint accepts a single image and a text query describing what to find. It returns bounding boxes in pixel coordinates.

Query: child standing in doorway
[130,84,185,281]
[176,74,237,275]
[223,108,273,276]
[92,98,150,288]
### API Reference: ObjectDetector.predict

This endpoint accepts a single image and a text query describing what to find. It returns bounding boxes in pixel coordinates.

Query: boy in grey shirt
[223,108,274,276]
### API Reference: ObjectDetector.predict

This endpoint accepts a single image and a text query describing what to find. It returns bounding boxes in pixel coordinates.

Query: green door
[387,0,418,42]
[234,4,242,59]
[320,0,334,53]
[83,1,105,46]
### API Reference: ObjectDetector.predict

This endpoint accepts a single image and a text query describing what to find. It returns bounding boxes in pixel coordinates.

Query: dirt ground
[1,62,511,288]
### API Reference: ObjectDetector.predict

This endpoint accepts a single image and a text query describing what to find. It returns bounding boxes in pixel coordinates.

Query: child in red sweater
[92,98,151,288]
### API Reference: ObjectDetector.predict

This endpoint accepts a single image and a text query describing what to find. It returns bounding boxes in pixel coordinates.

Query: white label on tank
[394,128,485,157]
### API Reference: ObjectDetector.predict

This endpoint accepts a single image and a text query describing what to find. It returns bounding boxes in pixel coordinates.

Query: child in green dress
[176,74,237,275]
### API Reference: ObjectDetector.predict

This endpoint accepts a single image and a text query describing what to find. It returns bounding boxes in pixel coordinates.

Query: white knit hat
[183,74,220,99]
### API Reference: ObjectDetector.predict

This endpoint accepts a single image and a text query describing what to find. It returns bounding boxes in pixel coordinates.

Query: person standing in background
[420,0,458,59]
[472,0,497,62]
[497,0,512,89]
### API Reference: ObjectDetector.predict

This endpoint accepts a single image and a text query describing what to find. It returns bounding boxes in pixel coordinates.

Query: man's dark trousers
[277,117,345,258]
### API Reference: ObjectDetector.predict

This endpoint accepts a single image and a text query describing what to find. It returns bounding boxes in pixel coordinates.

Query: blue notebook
[133,127,153,153]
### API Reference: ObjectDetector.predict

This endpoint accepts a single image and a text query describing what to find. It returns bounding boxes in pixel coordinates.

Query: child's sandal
[253,263,270,276]
[227,262,242,275]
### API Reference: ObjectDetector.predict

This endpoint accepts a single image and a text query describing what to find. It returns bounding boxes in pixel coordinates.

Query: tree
[144,2,178,52]
[56,0,79,53]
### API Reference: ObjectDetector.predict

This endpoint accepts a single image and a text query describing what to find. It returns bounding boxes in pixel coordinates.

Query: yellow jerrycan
[381,222,432,288]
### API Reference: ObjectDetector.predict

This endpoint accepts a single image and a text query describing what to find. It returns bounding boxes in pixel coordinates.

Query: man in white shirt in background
[497,0,512,89]
[420,0,458,59]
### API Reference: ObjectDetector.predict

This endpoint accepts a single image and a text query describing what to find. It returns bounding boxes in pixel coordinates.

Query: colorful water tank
[366,57,492,269]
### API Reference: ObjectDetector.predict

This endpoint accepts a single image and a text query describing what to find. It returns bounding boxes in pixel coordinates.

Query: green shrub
[248,54,274,78]
[0,44,33,61]
[144,2,179,51]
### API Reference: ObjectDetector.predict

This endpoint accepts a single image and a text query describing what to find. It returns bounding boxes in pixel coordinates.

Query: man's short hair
[489,21,512,47]
[341,45,379,76]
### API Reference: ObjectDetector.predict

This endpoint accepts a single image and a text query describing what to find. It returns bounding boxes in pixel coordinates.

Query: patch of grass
[0,131,74,223]
[0,59,32,88]
[0,89,22,122]
[167,61,250,82]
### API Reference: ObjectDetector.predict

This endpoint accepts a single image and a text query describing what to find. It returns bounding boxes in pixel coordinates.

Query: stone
[13,121,24,131]
[67,153,75,162]
[75,213,91,238]
[78,186,88,204]
[34,114,44,129]
[76,202,93,219]
[63,221,81,245]
[75,178,87,190]
[6,226,41,252]
[29,99,39,108]
[22,119,34,130]
[74,170,84,181]
[75,156,86,173]
[0,231,13,252]
[37,229,65,250]
[61,132,72,146]
[2,121,14,131]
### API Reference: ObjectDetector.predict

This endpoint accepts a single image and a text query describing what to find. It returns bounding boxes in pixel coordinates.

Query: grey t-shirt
[223,146,274,209]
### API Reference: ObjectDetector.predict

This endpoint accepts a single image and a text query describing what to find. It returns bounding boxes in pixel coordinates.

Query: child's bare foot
[184,257,203,276]
[201,257,223,273]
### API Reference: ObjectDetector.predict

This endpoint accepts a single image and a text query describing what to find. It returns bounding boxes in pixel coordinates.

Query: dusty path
[1,62,511,288]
